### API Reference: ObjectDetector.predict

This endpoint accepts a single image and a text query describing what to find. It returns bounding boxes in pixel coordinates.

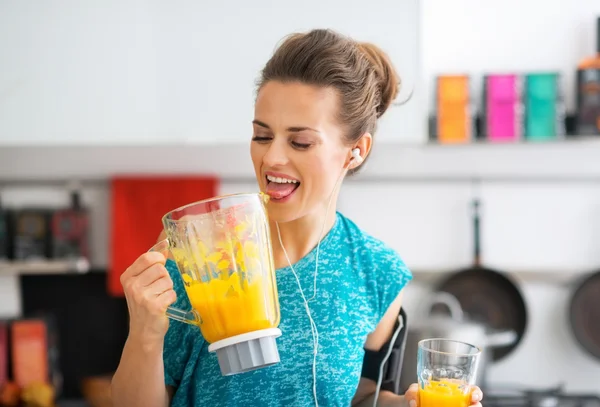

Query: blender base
[208,328,282,376]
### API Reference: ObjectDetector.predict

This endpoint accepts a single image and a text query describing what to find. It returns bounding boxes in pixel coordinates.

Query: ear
[347,133,373,169]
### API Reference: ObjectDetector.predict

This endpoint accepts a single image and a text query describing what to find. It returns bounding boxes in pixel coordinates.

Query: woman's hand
[403,383,483,407]
[120,251,177,346]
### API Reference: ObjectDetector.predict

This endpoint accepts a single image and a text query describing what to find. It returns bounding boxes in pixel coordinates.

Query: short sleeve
[162,258,199,387]
[371,246,413,322]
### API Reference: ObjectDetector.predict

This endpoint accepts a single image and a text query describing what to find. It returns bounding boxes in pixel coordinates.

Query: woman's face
[251,81,351,223]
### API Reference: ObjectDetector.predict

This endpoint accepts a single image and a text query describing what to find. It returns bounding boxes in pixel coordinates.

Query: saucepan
[399,292,517,392]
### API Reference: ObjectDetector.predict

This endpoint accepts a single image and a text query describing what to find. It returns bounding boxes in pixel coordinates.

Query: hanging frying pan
[569,269,600,361]
[434,197,528,362]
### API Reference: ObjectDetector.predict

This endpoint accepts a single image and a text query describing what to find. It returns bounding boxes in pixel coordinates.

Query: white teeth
[267,175,298,184]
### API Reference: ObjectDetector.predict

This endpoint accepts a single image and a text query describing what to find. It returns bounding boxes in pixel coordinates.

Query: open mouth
[265,175,300,202]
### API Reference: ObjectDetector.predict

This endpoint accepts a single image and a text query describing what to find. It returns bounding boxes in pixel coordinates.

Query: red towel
[108,176,219,296]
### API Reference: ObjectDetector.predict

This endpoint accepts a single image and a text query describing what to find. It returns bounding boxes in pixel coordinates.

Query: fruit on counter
[21,382,55,407]
[0,381,21,407]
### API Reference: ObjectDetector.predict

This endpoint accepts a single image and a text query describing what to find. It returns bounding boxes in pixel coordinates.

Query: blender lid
[208,328,282,376]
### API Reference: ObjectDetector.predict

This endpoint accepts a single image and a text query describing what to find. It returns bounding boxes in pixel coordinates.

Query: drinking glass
[417,338,481,407]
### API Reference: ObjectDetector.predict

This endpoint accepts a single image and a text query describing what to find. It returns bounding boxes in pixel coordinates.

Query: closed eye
[252,136,272,143]
[291,141,311,149]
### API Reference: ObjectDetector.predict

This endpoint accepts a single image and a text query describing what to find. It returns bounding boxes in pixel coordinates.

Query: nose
[262,139,289,168]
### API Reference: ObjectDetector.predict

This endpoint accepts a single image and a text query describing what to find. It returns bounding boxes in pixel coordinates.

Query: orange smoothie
[184,272,277,343]
[419,379,471,407]
[170,219,280,343]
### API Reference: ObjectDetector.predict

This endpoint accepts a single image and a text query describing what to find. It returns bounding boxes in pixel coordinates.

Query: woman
[111,29,484,407]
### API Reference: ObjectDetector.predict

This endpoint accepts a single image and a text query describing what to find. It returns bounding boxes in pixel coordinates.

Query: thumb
[404,383,418,407]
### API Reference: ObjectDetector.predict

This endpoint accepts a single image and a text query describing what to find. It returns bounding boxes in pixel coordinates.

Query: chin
[265,201,303,224]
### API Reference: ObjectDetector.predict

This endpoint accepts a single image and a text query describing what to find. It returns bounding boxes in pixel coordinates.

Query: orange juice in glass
[417,338,481,407]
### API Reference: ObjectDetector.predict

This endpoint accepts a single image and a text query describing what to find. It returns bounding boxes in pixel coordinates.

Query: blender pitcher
[149,192,281,375]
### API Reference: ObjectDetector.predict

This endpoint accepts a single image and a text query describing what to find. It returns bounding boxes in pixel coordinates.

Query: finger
[137,263,170,287]
[145,275,174,298]
[404,383,418,401]
[406,383,418,394]
[471,387,483,403]
[157,289,177,309]
[125,252,166,278]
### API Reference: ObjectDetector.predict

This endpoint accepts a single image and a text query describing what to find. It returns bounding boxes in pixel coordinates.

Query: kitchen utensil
[400,292,516,392]
[417,338,481,407]
[436,75,474,144]
[575,16,600,135]
[524,73,565,141]
[483,74,524,142]
[10,319,50,388]
[568,269,600,361]
[150,192,281,376]
[435,197,528,362]
[9,208,52,260]
[51,185,89,261]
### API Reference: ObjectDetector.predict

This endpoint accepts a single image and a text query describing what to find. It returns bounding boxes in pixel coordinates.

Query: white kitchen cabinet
[0,0,422,146]
[0,1,166,145]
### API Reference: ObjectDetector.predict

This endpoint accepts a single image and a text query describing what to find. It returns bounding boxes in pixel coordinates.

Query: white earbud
[351,148,363,166]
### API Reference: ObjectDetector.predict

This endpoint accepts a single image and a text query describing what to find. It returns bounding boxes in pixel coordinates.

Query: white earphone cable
[307,159,349,303]
[372,314,404,407]
[276,223,320,407]
[274,148,374,407]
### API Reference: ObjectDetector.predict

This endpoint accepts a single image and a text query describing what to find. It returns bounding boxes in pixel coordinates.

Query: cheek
[301,156,343,192]
[250,145,263,170]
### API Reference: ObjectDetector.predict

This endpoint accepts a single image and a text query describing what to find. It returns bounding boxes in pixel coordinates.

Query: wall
[421,0,600,115]
[1,0,600,394]
[0,0,423,145]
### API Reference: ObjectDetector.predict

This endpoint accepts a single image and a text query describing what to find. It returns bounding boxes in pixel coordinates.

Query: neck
[270,205,338,270]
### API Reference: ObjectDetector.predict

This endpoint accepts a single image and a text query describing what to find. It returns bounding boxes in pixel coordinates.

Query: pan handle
[420,292,464,321]
[485,329,517,348]
[472,198,481,266]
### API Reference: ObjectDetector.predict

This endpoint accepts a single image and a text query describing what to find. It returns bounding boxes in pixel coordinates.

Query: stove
[484,386,600,407]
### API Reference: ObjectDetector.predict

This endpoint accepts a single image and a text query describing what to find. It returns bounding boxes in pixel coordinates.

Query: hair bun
[357,42,400,117]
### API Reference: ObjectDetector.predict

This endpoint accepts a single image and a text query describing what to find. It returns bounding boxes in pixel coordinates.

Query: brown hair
[257,29,400,173]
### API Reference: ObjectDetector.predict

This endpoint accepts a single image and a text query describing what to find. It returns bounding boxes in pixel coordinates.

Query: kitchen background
[1,0,600,406]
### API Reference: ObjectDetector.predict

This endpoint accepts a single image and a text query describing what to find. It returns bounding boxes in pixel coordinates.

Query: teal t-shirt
[163,212,412,407]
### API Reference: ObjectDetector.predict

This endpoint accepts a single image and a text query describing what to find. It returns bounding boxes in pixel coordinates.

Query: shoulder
[336,212,412,278]
[336,212,413,318]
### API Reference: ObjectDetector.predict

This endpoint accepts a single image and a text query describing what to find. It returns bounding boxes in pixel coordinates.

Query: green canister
[524,73,565,141]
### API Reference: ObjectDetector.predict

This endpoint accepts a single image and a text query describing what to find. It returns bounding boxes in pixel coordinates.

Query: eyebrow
[252,120,320,133]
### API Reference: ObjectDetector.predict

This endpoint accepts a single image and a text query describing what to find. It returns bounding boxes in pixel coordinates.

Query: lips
[265,173,300,201]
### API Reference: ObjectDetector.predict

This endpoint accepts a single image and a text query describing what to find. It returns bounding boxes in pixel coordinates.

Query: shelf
[0,258,90,276]
[411,267,597,285]
[0,137,598,184]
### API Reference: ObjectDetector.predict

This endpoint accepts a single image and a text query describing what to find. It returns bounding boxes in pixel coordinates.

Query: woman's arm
[352,291,406,407]
[111,231,178,407]
[111,334,173,407]
[352,291,484,407]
